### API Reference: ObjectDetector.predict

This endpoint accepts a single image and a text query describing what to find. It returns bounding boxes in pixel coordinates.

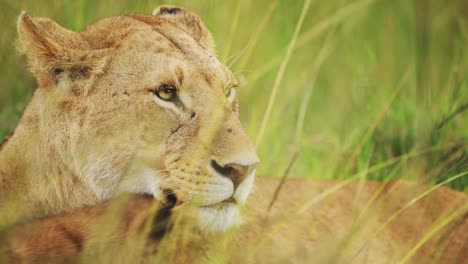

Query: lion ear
[152,6,215,53]
[17,12,108,88]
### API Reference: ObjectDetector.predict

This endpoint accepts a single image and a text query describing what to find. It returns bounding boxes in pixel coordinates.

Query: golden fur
[4,177,467,263]
[0,5,258,230]
[241,177,467,263]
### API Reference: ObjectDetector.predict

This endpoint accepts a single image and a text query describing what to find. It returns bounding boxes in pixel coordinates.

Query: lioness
[1,5,467,264]
[0,5,258,232]
[1,4,259,259]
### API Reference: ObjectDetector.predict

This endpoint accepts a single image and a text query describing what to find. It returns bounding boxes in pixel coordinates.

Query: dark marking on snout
[170,124,183,136]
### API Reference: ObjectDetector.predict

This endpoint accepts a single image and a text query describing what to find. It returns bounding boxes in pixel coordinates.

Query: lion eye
[225,87,233,97]
[225,86,236,100]
[153,84,176,101]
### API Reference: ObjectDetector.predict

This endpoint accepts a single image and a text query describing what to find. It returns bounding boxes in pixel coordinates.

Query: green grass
[0,0,467,192]
[0,1,467,262]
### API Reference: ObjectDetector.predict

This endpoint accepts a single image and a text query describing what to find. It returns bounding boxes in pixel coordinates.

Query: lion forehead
[81,15,211,61]
[80,15,230,92]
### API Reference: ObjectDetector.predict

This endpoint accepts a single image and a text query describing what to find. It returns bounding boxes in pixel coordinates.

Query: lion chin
[198,202,242,233]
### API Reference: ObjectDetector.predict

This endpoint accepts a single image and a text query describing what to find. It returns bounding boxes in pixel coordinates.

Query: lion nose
[210,160,256,190]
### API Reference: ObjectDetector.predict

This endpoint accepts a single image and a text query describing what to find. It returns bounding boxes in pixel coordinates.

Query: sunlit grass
[0,0,467,262]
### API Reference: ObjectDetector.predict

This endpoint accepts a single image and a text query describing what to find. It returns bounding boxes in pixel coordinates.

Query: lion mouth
[162,189,178,208]
[162,188,236,209]
[222,197,236,204]
[200,197,237,209]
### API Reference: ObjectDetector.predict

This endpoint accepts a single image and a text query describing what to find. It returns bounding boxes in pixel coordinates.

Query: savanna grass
[0,0,467,262]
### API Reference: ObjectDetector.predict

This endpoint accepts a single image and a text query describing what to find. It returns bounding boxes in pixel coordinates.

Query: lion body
[240,177,467,263]
[4,177,467,263]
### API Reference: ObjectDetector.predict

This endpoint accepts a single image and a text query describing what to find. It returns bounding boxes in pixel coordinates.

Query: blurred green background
[0,0,467,190]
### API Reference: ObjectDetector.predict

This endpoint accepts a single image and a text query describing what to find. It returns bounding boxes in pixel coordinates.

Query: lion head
[16,6,259,232]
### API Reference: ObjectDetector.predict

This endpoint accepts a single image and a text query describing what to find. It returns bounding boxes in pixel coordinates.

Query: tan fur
[1,6,258,227]
[240,177,467,263]
[4,195,160,262]
[4,177,467,263]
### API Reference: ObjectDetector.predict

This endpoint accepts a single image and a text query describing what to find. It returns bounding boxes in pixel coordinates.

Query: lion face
[17,6,258,232]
